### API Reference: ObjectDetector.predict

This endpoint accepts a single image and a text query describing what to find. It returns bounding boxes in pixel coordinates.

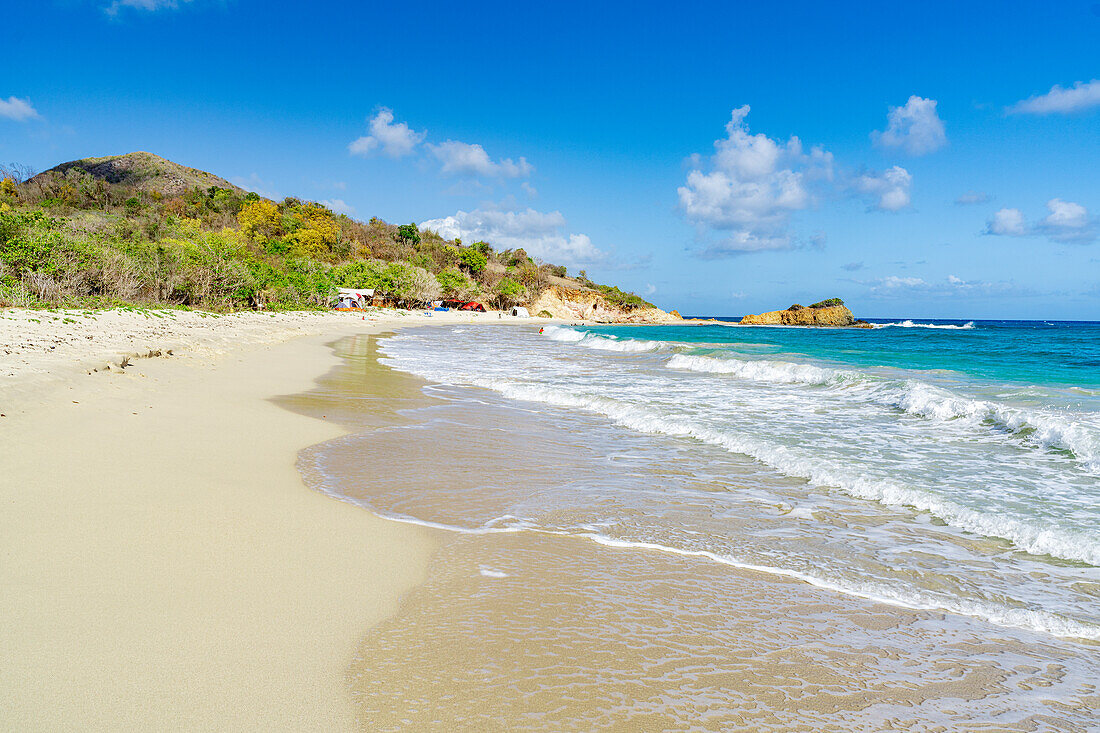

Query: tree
[436,267,474,297]
[494,276,524,306]
[0,177,17,200]
[237,199,281,240]
[396,222,420,247]
[458,247,487,276]
[471,240,492,256]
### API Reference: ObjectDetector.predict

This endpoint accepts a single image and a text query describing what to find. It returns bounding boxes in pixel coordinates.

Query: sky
[2,0,1099,319]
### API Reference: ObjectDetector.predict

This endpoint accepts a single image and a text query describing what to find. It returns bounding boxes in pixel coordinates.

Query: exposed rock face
[529,286,682,324]
[30,152,243,197]
[740,304,856,326]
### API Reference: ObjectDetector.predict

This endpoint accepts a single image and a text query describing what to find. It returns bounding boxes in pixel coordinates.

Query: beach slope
[0,313,437,730]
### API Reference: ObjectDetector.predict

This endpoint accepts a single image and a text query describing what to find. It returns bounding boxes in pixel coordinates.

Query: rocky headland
[530,285,682,324]
[739,299,871,327]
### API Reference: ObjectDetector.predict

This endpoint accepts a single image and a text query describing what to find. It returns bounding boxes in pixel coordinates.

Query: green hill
[0,154,649,312]
[30,152,242,197]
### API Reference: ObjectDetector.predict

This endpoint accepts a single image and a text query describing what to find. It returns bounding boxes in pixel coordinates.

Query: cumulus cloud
[986,200,1095,243]
[419,205,603,264]
[348,108,425,158]
[872,96,947,155]
[321,198,355,216]
[0,96,39,121]
[853,166,912,211]
[1008,79,1100,115]
[987,207,1028,236]
[1040,198,1094,242]
[427,141,533,178]
[955,191,989,205]
[678,105,834,255]
[867,274,1033,297]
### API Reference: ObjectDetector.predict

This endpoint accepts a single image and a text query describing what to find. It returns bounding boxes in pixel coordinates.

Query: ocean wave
[668,351,1100,470]
[877,320,976,330]
[666,353,855,386]
[542,326,665,353]
[586,535,1100,641]
[302,433,1100,640]
[893,381,1100,470]
[461,378,1100,567]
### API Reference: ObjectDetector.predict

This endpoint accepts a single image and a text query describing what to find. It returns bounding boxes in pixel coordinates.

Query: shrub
[458,247,487,276]
[809,297,844,308]
[436,267,474,297]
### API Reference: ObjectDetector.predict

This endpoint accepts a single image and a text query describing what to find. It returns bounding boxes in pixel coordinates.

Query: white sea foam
[668,352,1100,469]
[892,381,1100,470]
[666,353,853,386]
[469,377,1100,566]
[878,320,976,330]
[542,325,665,353]
[585,535,1100,640]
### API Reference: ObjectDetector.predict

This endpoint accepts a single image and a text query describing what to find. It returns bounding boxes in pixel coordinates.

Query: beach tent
[511,306,530,317]
[334,288,375,309]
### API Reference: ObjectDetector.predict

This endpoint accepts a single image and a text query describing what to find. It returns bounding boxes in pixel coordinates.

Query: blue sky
[2,0,1099,318]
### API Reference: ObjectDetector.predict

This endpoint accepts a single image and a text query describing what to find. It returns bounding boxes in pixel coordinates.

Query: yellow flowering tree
[290,203,340,257]
[237,199,281,240]
[0,177,17,199]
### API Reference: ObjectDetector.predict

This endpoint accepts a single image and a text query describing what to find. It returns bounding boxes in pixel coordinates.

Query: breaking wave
[891,381,1100,470]
[666,353,855,386]
[457,376,1100,567]
[542,326,665,352]
[665,353,1099,470]
[878,320,976,330]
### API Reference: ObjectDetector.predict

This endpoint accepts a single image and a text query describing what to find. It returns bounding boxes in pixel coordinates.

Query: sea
[295,319,1100,729]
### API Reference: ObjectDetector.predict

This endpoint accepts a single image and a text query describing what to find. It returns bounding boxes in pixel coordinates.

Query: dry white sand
[0,307,531,730]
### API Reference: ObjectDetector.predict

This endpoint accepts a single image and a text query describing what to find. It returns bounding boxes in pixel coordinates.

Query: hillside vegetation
[0,152,653,312]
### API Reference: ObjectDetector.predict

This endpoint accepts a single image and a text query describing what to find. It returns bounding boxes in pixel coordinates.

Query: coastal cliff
[740,299,868,327]
[530,285,682,324]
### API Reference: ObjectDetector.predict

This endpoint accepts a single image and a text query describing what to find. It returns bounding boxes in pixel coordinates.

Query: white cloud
[105,0,191,14]
[348,108,425,158]
[0,96,39,122]
[644,283,656,296]
[987,207,1027,236]
[1008,79,1100,115]
[1040,198,1094,242]
[427,140,533,178]
[872,96,947,155]
[853,166,912,211]
[955,191,989,205]
[420,205,603,264]
[678,105,834,254]
[986,200,1095,243]
[321,198,355,216]
[521,181,538,197]
[867,274,1033,297]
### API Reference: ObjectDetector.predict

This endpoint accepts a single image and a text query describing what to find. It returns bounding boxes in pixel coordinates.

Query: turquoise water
[355,320,1100,641]
[607,319,1100,389]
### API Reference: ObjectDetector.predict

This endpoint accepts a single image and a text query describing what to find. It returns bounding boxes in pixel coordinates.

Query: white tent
[511,306,530,317]
[336,288,375,308]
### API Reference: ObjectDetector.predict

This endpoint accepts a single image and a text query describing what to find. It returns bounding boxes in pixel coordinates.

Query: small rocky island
[739,298,872,327]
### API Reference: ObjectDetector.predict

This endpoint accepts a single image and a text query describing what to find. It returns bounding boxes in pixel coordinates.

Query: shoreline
[0,310,455,729]
[289,330,1100,728]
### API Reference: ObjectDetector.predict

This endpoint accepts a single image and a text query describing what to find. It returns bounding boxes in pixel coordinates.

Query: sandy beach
[0,307,523,730]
